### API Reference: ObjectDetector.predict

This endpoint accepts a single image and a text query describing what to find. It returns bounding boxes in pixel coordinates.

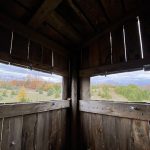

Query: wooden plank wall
[80,16,148,77]
[79,100,150,150]
[0,24,69,77]
[0,101,70,150]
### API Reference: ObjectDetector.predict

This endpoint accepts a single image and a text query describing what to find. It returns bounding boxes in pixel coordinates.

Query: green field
[91,84,150,102]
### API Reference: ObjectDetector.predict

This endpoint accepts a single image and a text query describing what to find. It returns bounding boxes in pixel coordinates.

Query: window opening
[91,70,150,103]
[0,63,62,103]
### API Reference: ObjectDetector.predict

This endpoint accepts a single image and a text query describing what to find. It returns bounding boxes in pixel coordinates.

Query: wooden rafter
[67,0,94,33]
[47,11,81,43]
[97,0,111,22]
[28,0,62,29]
[82,11,139,48]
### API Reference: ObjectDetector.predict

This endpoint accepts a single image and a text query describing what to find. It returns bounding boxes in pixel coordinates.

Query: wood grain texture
[0,100,70,118]
[35,112,50,150]
[80,111,150,150]
[21,114,37,150]
[29,0,63,28]
[79,58,150,77]
[115,117,132,150]
[80,100,150,121]
[131,120,150,150]
[1,116,23,150]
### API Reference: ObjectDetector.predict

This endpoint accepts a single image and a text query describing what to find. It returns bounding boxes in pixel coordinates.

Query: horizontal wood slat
[0,100,70,118]
[79,100,150,121]
[79,59,150,77]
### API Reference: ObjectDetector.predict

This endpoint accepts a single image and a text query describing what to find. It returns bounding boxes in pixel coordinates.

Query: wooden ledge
[79,100,150,121]
[0,100,70,118]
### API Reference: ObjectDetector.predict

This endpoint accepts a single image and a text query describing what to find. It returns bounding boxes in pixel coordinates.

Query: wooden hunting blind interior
[0,0,149,150]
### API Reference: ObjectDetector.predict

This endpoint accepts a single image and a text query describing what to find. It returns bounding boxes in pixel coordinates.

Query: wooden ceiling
[0,0,145,51]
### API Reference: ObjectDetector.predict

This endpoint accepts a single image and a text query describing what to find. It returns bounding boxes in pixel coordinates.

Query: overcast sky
[0,63,62,83]
[0,63,150,85]
[91,70,150,86]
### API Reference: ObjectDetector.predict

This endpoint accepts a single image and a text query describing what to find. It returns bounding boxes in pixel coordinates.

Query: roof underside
[0,0,147,51]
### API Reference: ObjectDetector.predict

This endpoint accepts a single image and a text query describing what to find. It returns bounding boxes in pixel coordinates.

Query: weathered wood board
[80,101,150,150]
[0,101,69,150]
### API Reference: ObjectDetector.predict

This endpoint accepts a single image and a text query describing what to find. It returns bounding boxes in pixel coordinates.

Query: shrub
[17,87,28,102]
[115,85,150,101]
[2,90,7,97]
[101,85,112,99]
[11,91,16,95]
[47,89,54,96]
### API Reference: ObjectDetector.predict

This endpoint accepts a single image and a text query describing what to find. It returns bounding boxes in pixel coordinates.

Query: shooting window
[0,63,62,103]
[90,70,150,103]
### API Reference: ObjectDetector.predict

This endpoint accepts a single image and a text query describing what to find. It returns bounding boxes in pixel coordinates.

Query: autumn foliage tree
[17,87,28,102]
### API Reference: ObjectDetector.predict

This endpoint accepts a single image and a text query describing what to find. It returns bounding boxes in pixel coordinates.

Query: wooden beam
[28,0,62,28]
[0,100,70,118]
[47,11,82,44]
[0,13,68,55]
[71,52,80,150]
[67,0,94,33]
[79,100,150,121]
[80,77,90,99]
[79,59,150,77]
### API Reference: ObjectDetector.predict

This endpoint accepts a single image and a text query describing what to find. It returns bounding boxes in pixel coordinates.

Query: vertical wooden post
[80,77,90,150]
[71,51,79,150]
[80,77,90,100]
[62,77,69,100]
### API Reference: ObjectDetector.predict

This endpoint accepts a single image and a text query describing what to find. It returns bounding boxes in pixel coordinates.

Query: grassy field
[91,84,150,102]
